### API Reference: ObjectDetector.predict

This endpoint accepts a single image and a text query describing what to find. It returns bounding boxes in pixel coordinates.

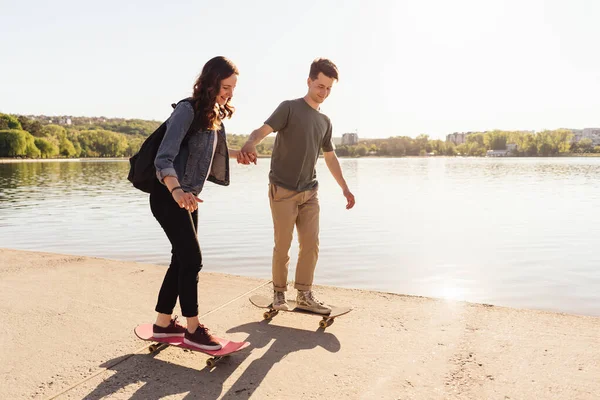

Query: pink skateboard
[134,323,250,368]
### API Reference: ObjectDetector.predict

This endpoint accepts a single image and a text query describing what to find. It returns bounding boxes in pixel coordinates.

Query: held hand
[343,188,355,210]
[236,151,251,165]
[172,189,203,211]
[240,142,258,164]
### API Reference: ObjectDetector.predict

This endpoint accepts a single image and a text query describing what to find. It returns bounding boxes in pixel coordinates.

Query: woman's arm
[154,102,195,182]
[228,148,253,164]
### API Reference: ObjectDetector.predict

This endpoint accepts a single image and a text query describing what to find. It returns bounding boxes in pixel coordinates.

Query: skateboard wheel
[206,358,216,368]
[319,319,328,329]
[148,344,158,352]
[263,311,271,320]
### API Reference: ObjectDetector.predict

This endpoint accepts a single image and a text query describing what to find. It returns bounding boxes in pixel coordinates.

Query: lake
[1,157,599,316]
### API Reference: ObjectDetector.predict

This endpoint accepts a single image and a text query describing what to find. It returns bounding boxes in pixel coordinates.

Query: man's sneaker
[296,290,332,314]
[152,316,186,338]
[273,290,290,311]
[184,325,222,351]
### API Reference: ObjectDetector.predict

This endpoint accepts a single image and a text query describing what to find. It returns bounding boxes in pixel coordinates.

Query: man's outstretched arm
[241,124,274,163]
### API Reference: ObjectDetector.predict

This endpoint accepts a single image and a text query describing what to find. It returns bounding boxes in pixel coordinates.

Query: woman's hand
[229,149,254,165]
[172,189,203,211]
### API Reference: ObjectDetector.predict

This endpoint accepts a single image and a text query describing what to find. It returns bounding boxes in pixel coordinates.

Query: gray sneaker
[273,290,290,311]
[296,290,331,314]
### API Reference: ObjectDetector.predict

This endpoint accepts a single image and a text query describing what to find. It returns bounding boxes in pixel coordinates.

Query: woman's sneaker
[152,316,186,338]
[296,290,331,314]
[184,325,222,351]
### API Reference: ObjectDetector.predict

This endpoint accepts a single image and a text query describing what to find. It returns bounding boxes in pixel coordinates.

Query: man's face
[307,72,336,104]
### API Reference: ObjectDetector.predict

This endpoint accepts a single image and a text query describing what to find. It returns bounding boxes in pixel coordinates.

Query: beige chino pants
[268,183,320,292]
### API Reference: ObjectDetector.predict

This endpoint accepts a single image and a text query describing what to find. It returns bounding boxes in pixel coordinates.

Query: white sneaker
[296,290,331,314]
[273,290,290,311]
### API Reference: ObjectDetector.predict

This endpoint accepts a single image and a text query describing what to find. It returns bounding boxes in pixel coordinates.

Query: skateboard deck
[134,323,250,367]
[249,294,352,329]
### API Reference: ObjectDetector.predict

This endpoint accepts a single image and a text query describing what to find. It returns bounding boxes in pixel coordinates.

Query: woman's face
[217,74,237,106]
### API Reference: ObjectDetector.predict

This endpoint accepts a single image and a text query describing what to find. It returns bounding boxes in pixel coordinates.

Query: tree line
[336,130,600,157]
[1,113,598,159]
[0,113,152,158]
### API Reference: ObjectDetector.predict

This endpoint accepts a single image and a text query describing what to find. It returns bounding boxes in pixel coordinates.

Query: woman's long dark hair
[191,56,239,130]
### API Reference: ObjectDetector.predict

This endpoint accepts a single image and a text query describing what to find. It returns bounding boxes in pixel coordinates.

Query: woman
[150,56,250,350]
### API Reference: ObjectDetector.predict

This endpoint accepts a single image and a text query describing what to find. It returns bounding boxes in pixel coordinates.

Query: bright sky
[1,0,599,139]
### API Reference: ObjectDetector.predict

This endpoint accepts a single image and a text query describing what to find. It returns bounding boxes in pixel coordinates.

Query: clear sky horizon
[1,0,599,139]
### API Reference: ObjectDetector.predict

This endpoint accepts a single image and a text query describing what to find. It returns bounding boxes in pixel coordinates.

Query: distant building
[446,132,466,145]
[487,143,517,157]
[341,133,358,145]
[486,149,511,157]
[571,128,600,146]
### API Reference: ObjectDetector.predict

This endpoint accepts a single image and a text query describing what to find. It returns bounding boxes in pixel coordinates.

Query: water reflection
[1,157,600,316]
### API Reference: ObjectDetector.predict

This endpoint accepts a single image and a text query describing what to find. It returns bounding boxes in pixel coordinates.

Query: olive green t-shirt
[264,98,335,192]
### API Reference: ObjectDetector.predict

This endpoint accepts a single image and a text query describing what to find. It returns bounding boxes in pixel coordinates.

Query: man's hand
[240,142,258,164]
[236,150,252,165]
[343,188,355,210]
[240,124,274,164]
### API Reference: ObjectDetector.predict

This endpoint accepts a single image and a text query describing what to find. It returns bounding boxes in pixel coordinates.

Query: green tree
[41,124,67,139]
[466,133,485,146]
[429,139,446,155]
[356,144,368,157]
[485,131,508,150]
[59,136,78,157]
[468,142,486,156]
[378,142,389,156]
[415,134,430,153]
[445,142,457,156]
[24,134,41,158]
[34,138,60,158]
[536,132,553,156]
[0,129,28,156]
[17,116,43,136]
[77,129,129,157]
[576,138,594,153]
[550,129,573,154]
[335,145,350,157]
[521,133,538,156]
[124,136,143,157]
[0,114,23,130]
[388,139,407,156]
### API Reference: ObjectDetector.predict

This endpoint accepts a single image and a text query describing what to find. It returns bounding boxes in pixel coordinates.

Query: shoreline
[2,154,600,163]
[1,248,599,399]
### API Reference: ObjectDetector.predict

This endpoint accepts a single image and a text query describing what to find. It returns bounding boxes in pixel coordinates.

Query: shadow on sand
[81,320,341,399]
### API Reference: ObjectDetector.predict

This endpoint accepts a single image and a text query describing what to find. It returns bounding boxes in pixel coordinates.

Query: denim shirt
[154,100,230,195]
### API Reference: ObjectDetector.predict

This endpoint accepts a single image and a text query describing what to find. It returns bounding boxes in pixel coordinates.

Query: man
[241,58,355,314]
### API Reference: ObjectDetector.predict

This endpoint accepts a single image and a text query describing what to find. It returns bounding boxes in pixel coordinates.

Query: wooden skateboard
[134,323,250,368]
[249,294,352,329]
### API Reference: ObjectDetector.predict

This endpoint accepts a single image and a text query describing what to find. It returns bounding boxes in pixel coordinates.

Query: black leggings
[150,183,201,317]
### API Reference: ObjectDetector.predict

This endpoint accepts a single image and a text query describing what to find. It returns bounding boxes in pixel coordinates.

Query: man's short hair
[309,58,339,81]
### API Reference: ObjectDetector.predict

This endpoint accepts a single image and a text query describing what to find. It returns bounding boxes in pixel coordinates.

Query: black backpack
[127,98,197,193]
